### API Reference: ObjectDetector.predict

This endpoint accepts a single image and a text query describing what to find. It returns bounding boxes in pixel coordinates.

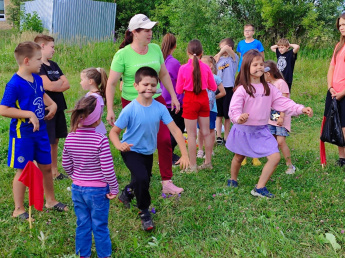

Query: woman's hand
[106,110,116,126]
[170,97,181,113]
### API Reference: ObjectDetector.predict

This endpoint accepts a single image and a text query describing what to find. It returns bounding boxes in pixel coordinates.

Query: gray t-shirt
[216,55,239,88]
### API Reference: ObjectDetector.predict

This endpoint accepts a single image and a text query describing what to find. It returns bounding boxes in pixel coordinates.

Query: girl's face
[339,18,345,36]
[133,29,153,45]
[201,58,212,70]
[264,71,271,82]
[250,56,264,79]
[80,73,91,91]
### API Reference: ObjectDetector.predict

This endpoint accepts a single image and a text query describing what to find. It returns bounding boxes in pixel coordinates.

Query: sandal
[55,173,69,180]
[16,212,29,220]
[180,165,197,173]
[198,162,213,170]
[47,202,68,212]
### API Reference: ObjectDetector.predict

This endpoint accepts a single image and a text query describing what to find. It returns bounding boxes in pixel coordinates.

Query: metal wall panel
[23,0,54,32]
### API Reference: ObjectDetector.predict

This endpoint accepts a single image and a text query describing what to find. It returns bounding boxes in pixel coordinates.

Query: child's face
[250,56,264,79]
[201,58,212,70]
[41,41,55,59]
[27,50,43,73]
[134,76,158,99]
[278,45,289,55]
[80,73,91,90]
[264,71,271,82]
[243,26,255,39]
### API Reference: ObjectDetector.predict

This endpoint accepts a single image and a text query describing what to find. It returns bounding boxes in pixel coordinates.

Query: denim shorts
[268,124,289,137]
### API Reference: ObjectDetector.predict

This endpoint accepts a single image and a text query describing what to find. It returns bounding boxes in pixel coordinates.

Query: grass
[0,30,344,257]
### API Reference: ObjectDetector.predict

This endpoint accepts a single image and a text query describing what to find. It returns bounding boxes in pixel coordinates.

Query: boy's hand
[44,103,57,120]
[106,193,117,200]
[237,113,249,124]
[277,116,284,126]
[28,112,40,132]
[302,107,313,117]
[118,142,133,152]
[175,155,190,170]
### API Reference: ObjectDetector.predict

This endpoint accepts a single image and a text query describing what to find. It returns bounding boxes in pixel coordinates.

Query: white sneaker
[285,165,296,174]
[197,150,204,158]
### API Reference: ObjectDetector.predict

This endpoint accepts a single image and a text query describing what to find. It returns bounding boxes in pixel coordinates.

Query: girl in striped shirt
[62,96,118,258]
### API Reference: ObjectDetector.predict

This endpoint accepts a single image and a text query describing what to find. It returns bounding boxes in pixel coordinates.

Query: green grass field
[0,30,344,257]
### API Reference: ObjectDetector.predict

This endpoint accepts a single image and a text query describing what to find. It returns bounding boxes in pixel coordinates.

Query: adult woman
[326,13,345,166]
[106,14,183,194]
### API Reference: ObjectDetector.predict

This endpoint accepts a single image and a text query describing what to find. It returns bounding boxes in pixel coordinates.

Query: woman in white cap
[106,14,183,198]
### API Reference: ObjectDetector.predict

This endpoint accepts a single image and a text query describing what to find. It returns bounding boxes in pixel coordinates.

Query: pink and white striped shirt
[62,127,118,195]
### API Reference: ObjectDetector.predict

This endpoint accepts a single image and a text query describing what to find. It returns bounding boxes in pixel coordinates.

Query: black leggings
[168,108,185,153]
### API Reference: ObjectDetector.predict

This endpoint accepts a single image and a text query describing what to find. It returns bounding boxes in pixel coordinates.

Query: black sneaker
[118,188,134,209]
[336,158,345,167]
[55,173,69,180]
[216,137,224,145]
[139,211,154,231]
[172,153,180,166]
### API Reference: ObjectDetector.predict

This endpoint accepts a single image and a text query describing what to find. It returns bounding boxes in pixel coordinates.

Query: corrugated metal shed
[23,0,116,42]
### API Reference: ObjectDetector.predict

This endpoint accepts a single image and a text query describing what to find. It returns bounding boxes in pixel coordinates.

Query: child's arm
[289,44,300,54]
[166,121,190,169]
[62,146,74,176]
[215,82,226,99]
[43,93,57,120]
[109,125,133,152]
[276,93,288,126]
[270,45,278,52]
[40,75,70,92]
[0,105,39,132]
[214,46,236,62]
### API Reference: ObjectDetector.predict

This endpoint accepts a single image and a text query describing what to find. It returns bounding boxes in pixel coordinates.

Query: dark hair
[70,96,98,132]
[334,13,345,63]
[244,24,255,30]
[81,68,108,99]
[219,38,234,49]
[201,55,217,74]
[187,39,203,95]
[234,49,270,97]
[135,66,159,84]
[34,34,54,44]
[14,41,41,64]
[161,33,176,60]
[264,60,284,80]
[119,28,144,49]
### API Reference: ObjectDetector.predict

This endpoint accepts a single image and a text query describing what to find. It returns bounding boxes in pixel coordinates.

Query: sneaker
[216,137,224,145]
[241,157,247,166]
[252,158,262,166]
[162,180,184,194]
[139,211,154,231]
[118,188,134,209]
[55,173,69,180]
[227,179,238,187]
[336,158,345,167]
[197,162,213,170]
[197,150,204,158]
[285,165,296,174]
[251,186,274,198]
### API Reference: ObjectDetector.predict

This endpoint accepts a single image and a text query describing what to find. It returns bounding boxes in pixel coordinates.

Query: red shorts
[182,90,210,120]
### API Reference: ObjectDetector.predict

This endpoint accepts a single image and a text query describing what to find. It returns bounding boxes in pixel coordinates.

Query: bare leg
[224,118,231,141]
[12,169,27,217]
[231,154,245,181]
[198,116,212,164]
[50,138,60,178]
[216,117,223,138]
[184,119,198,167]
[210,129,215,149]
[257,152,280,188]
[338,128,345,158]
[277,136,292,166]
[197,129,204,152]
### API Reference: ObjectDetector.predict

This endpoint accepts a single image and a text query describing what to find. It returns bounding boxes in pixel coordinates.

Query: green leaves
[318,233,341,252]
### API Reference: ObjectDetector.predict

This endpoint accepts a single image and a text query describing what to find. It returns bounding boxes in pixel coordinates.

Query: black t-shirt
[39,60,67,111]
[276,49,297,84]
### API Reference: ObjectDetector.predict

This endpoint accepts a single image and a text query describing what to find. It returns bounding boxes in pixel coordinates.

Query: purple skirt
[225,124,279,158]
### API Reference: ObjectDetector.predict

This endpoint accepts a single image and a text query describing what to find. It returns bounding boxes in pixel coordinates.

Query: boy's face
[41,41,55,59]
[244,26,255,39]
[134,76,158,99]
[278,45,289,55]
[26,50,43,73]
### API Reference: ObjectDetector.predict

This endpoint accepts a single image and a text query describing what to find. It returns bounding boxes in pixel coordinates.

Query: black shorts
[216,87,234,119]
[46,110,68,144]
[324,90,345,127]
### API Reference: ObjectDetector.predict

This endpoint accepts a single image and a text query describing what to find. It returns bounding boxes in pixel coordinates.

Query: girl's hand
[302,107,313,117]
[237,113,249,124]
[332,91,345,101]
[175,155,190,170]
[106,193,117,200]
[118,142,133,152]
[277,116,284,126]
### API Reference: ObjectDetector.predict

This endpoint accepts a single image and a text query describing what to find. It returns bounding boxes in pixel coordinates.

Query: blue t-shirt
[216,55,239,88]
[236,39,264,71]
[210,75,222,113]
[1,73,47,138]
[115,99,173,155]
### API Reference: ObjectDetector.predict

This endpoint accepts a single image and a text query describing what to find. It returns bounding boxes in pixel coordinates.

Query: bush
[21,11,44,33]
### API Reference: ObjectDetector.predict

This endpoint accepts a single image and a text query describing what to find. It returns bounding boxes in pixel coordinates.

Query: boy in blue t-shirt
[236,24,264,71]
[0,41,67,220]
[109,67,189,231]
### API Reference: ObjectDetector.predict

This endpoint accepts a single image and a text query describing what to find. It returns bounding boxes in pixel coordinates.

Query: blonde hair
[277,38,290,47]
[34,34,54,44]
[201,55,217,74]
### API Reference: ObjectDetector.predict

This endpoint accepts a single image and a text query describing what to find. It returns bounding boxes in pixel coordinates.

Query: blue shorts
[8,132,52,169]
[197,111,217,130]
[268,125,289,137]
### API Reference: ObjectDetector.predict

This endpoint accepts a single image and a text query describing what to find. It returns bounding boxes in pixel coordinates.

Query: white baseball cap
[128,14,157,32]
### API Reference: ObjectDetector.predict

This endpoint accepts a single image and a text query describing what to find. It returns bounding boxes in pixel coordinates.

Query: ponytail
[70,96,97,132]
[187,39,203,95]
[161,33,177,60]
[119,28,144,49]
[81,67,108,100]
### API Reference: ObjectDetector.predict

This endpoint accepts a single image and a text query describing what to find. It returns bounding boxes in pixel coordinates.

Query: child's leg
[224,118,231,141]
[198,116,212,164]
[231,154,245,181]
[276,136,292,166]
[185,118,198,166]
[216,117,223,138]
[12,169,27,217]
[210,129,215,149]
[197,129,204,152]
[257,152,280,188]
[50,139,59,178]
[338,128,345,158]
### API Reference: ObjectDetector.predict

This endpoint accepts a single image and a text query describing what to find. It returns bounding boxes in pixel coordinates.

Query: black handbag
[320,97,345,146]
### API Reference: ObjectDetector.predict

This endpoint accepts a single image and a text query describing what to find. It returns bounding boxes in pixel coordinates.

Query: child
[214,38,239,145]
[270,39,300,91]
[62,96,118,257]
[80,67,108,134]
[0,41,67,220]
[226,49,313,198]
[264,61,296,174]
[34,34,70,180]
[236,24,264,72]
[160,33,184,165]
[176,39,217,171]
[197,55,226,158]
[109,67,189,231]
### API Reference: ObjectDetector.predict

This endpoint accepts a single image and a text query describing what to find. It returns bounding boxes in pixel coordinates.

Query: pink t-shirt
[330,44,345,93]
[268,79,292,131]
